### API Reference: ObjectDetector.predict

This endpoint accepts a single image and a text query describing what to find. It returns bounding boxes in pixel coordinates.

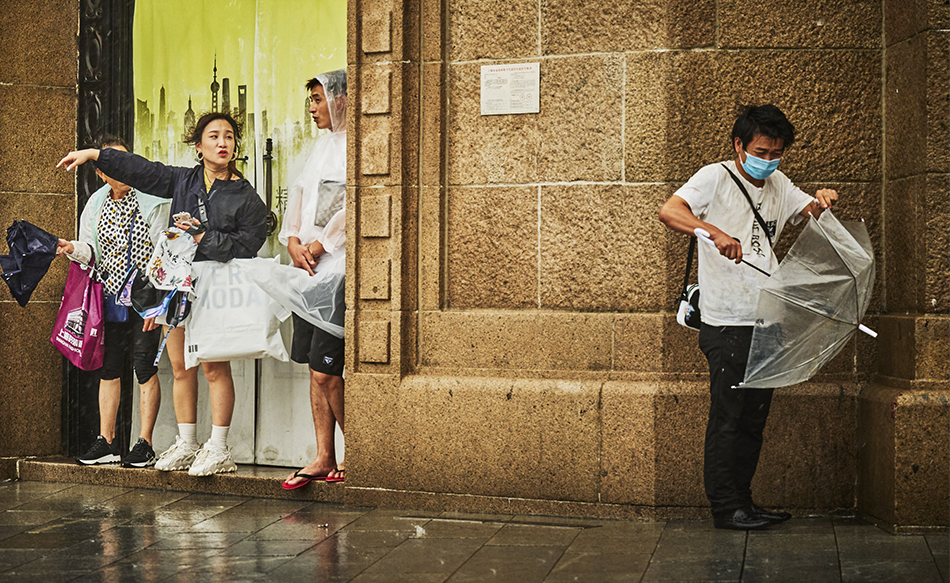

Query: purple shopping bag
[50,261,105,371]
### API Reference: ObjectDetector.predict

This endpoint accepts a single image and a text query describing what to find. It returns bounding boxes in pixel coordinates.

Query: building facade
[0,0,946,531]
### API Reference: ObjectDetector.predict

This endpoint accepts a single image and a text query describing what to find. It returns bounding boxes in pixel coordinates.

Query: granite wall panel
[720,0,880,49]
[625,50,882,185]
[446,186,537,309]
[448,0,537,61]
[393,376,602,502]
[0,86,77,195]
[448,55,623,186]
[542,0,715,54]
[0,0,79,87]
[0,303,64,456]
[539,184,668,312]
[419,312,613,372]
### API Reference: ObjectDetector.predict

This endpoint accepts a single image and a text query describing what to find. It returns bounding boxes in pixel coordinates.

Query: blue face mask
[741,151,781,180]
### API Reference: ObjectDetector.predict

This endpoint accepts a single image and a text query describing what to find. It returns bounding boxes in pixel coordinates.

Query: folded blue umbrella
[0,220,58,307]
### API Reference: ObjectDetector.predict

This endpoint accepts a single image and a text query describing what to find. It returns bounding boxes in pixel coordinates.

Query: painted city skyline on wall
[131,0,346,232]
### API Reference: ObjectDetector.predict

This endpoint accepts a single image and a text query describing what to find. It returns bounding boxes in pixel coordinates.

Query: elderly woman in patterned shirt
[56,137,170,469]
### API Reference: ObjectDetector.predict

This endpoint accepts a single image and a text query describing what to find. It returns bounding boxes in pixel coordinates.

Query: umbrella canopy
[0,220,59,307]
[739,210,875,389]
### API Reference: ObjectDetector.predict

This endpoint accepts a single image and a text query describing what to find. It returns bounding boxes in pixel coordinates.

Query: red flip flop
[281,469,329,490]
[325,468,345,483]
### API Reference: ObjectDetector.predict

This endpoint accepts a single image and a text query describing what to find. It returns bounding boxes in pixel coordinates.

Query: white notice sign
[480,63,540,116]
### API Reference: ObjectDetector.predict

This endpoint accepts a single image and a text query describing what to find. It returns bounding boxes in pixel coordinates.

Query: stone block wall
[0,0,79,466]
[341,0,946,523]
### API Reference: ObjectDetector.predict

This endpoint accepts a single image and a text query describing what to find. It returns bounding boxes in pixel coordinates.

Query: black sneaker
[122,438,156,468]
[76,436,121,465]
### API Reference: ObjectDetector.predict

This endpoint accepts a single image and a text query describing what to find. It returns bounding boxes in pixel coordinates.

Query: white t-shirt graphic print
[675,160,814,326]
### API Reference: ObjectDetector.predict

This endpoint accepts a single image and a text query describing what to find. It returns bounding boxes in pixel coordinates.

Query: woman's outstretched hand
[55,239,74,256]
[57,149,100,171]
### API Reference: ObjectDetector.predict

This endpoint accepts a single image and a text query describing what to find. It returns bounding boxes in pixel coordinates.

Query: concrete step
[15,457,346,502]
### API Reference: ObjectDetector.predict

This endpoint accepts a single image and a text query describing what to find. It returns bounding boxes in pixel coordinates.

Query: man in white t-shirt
[659,105,839,530]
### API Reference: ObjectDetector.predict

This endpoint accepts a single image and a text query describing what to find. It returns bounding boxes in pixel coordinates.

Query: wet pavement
[0,480,945,582]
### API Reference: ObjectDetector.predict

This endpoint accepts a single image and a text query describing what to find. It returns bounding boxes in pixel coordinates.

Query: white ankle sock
[178,423,198,447]
[209,425,229,450]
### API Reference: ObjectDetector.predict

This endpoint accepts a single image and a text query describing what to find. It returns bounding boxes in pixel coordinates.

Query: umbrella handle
[858,324,878,338]
[694,228,717,248]
[694,228,771,277]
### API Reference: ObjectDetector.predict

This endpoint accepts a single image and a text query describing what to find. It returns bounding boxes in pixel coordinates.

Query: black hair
[98,134,131,152]
[184,112,244,179]
[306,77,321,91]
[731,105,796,150]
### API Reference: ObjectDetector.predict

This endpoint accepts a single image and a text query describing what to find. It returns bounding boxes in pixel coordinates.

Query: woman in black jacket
[59,112,267,476]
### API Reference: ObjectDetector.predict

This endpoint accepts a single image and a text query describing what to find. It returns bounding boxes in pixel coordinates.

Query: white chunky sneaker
[154,436,200,472]
[188,443,237,476]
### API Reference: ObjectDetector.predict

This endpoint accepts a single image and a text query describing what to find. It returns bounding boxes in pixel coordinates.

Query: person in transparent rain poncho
[279,69,348,488]
[658,105,839,531]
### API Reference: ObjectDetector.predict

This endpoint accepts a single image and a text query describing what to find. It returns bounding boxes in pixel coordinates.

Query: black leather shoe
[713,508,771,530]
[751,504,792,523]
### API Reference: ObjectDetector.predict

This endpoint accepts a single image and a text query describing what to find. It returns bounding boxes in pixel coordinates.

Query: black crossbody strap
[196,192,209,224]
[720,164,773,248]
[681,235,695,299]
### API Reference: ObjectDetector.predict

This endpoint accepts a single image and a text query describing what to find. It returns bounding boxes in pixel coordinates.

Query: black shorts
[290,313,345,376]
[100,315,161,384]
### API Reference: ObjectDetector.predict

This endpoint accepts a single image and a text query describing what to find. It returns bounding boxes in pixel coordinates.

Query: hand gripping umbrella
[733,210,876,389]
[0,220,59,307]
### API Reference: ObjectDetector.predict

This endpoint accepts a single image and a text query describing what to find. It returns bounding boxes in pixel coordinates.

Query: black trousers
[699,323,774,516]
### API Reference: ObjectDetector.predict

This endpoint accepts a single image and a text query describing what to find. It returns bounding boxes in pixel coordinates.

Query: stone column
[0,0,80,475]
[856,0,950,532]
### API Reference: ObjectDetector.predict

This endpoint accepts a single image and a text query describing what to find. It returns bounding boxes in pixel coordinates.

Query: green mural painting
[132,0,346,246]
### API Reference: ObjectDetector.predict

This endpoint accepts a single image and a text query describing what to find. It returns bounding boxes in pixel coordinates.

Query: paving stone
[486,524,582,547]
[350,574,448,583]
[218,539,320,557]
[0,482,74,511]
[565,524,663,555]
[4,554,124,575]
[641,557,744,582]
[169,555,294,581]
[0,526,29,543]
[747,517,837,536]
[0,510,66,527]
[146,531,250,550]
[265,544,393,582]
[544,550,652,582]
[741,549,840,583]
[188,514,286,533]
[243,515,340,542]
[0,548,43,572]
[837,535,936,562]
[746,533,838,553]
[358,537,485,577]
[415,518,506,539]
[448,545,565,582]
[0,531,92,550]
[343,508,440,533]
[652,529,747,562]
[840,559,943,583]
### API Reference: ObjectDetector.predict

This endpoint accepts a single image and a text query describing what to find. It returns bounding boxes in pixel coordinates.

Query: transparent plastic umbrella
[734,210,876,388]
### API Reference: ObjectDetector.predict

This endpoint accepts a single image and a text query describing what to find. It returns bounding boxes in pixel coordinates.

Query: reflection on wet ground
[0,480,945,582]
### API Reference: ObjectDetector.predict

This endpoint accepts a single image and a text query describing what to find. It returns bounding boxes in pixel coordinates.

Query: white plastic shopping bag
[238,253,345,339]
[184,258,291,368]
